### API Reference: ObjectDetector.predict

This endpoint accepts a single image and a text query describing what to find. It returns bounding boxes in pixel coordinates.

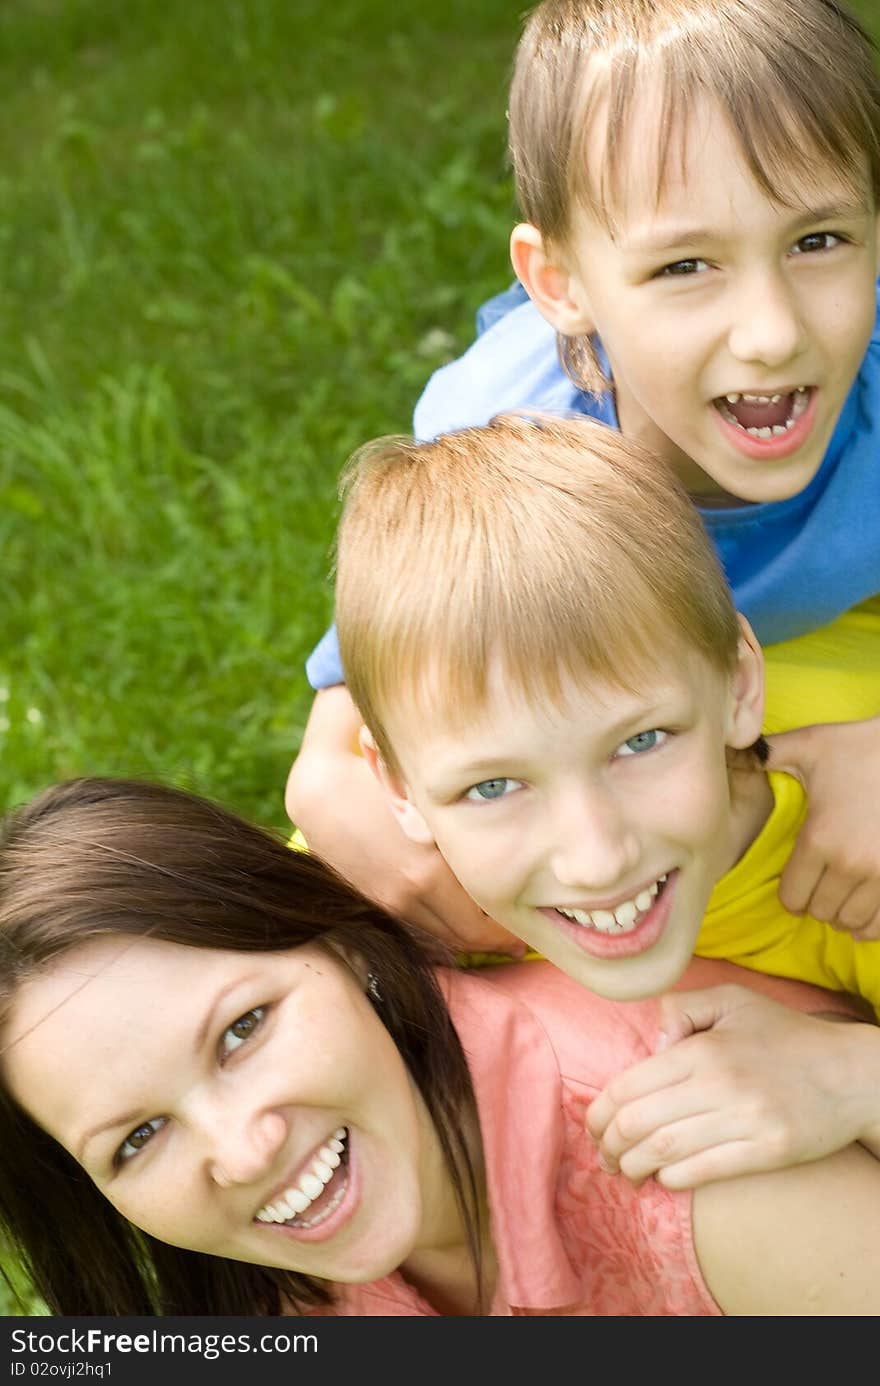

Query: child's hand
[765,716,880,939]
[286,687,523,953]
[585,984,880,1189]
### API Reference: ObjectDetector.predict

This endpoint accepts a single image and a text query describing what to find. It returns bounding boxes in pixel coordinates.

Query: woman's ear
[358,726,436,847]
[724,615,766,749]
[509,223,595,336]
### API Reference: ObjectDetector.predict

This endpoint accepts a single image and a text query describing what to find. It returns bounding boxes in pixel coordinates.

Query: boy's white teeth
[718,387,810,436]
[555,876,666,934]
[255,1127,348,1225]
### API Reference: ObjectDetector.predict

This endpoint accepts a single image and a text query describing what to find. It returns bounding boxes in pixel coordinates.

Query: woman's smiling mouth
[255,1127,349,1229]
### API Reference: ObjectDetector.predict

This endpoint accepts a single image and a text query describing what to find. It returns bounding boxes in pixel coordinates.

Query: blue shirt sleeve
[413,297,586,441]
[305,623,344,690]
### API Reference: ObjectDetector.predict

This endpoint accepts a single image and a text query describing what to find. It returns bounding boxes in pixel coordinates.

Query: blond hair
[509,0,880,389]
[334,414,740,771]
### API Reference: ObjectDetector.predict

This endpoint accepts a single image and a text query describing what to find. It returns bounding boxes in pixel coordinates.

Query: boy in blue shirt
[287,0,880,954]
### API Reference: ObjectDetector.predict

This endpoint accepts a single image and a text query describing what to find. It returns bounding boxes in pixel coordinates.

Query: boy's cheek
[435,832,516,906]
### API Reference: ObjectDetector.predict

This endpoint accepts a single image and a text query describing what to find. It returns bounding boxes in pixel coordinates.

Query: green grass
[0,0,519,826]
[1,0,879,1317]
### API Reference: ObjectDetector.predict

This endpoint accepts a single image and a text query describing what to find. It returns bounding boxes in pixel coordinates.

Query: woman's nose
[206,1107,288,1189]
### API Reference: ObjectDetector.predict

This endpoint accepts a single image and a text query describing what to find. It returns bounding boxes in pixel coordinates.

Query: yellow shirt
[695,770,880,1019]
[761,593,880,731]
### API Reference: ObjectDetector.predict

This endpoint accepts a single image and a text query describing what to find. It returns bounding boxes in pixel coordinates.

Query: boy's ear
[724,615,766,749]
[358,725,436,847]
[509,223,595,336]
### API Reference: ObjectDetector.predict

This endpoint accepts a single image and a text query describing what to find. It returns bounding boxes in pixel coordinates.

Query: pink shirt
[315,959,856,1316]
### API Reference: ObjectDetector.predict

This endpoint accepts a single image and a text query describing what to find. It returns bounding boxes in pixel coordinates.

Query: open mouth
[255,1127,350,1230]
[713,387,811,438]
[553,874,669,935]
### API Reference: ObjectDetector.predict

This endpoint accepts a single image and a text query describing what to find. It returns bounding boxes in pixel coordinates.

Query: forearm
[285,686,364,829]
[830,1017,880,1160]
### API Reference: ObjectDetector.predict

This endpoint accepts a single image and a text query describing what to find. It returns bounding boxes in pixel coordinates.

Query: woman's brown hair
[0,777,482,1315]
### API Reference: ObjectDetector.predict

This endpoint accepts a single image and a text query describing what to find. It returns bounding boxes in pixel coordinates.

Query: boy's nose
[727,272,807,368]
[206,1106,288,1189]
[549,787,640,890]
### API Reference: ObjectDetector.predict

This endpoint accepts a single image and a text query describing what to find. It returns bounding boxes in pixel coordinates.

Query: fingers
[776,831,825,915]
[762,727,810,782]
[586,1049,691,1145]
[591,1094,792,1190]
[828,879,880,938]
[780,855,880,935]
[657,984,745,1046]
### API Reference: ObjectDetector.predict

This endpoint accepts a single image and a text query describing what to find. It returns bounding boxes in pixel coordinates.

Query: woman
[0,776,877,1316]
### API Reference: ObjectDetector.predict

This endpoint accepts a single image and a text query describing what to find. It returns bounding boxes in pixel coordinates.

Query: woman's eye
[656,258,709,277]
[464,777,521,802]
[117,1117,166,1165]
[791,231,842,255]
[220,1006,266,1059]
[616,728,667,757]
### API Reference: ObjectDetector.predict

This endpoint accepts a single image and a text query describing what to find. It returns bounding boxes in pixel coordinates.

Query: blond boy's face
[371,634,764,1001]
[519,99,880,504]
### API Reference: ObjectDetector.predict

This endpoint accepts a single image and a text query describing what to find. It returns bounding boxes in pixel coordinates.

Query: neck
[725,755,775,871]
[399,1101,496,1315]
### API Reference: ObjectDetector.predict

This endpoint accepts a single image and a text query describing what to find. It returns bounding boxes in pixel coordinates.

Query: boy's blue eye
[220,1006,265,1058]
[465,777,520,802]
[617,729,667,757]
[117,1116,166,1165]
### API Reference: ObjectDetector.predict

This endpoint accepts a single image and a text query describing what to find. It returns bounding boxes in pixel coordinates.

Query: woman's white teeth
[255,1127,348,1224]
[556,876,666,934]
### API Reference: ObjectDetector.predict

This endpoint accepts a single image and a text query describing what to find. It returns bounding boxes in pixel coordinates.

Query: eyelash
[113,1006,268,1167]
[656,258,708,278]
[218,1006,267,1061]
[615,728,669,757]
[790,231,847,255]
[656,230,848,278]
[464,777,522,803]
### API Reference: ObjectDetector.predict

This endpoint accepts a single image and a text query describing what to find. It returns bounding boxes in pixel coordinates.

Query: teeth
[717,386,810,436]
[255,1129,348,1225]
[555,876,666,934]
[591,909,616,931]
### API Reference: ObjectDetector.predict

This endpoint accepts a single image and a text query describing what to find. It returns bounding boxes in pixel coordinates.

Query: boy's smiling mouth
[552,874,668,935]
[711,386,817,461]
[715,386,811,437]
[539,872,678,961]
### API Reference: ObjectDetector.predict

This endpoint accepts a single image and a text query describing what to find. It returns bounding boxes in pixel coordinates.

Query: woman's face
[3,935,446,1285]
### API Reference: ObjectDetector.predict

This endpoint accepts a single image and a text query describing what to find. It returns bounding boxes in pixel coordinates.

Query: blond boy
[333,413,880,1189]
[289,0,880,955]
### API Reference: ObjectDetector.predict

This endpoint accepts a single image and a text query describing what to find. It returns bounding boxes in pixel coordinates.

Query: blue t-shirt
[306,280,880,690]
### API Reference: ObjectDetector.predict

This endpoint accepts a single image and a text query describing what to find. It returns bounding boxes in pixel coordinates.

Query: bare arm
[694,1141,880,1315]
[285,686,521,951]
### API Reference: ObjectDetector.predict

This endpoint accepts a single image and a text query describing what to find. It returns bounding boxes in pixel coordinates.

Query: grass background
[2,0,878,1315]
